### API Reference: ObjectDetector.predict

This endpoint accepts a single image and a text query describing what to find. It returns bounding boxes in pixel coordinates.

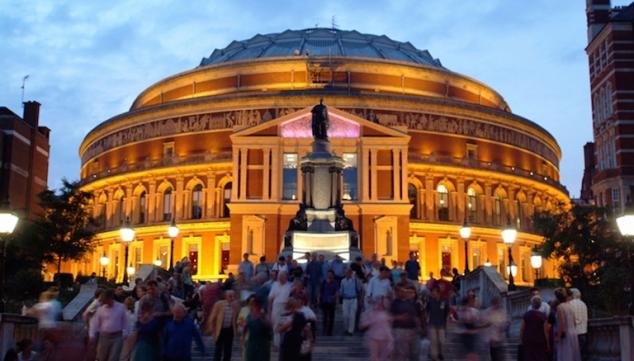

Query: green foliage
[533,205,631,314]
[36,179,97,273]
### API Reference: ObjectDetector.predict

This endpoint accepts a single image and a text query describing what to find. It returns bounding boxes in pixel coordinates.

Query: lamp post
[119,218,135,285]
[501,219,517,291]
[530,248,543,284]
[0,207,18,313]
[167,218,179,272]
[459,219,471,274]
[99,255,110,279]
[615,213,634,315]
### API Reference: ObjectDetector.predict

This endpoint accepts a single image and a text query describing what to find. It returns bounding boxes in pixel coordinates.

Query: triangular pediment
[231,106,409,140]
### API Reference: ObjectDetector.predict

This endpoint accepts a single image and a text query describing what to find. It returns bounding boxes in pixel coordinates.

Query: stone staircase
[194,305,520,361]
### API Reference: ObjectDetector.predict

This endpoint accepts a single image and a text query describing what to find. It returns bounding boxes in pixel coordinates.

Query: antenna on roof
[331,16,338,30]
[21,75,29,107]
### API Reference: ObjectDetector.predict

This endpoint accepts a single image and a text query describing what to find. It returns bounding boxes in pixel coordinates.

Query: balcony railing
[83,151,233,184]
[408,153,569,194]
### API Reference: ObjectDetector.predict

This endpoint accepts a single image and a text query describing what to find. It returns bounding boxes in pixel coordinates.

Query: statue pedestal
[281,231,361,262]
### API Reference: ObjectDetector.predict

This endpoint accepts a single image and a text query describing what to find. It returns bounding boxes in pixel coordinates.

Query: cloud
[0,0,598,196]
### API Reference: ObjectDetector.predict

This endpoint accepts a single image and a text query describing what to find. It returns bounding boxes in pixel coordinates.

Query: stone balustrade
[586,316,634,361]
[461,265,509,308]
[0,314,38,359]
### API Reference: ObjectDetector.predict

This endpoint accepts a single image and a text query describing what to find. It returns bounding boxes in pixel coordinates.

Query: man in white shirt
[268,271,291,348]
[527,287,550,316]
[238,253,255,280]
[366,266,392,305]
[271,256,288,276]
[570,288,588,353]
[89,288,129,361]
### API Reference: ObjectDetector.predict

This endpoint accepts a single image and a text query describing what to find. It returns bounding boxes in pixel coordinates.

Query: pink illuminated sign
[280,114,361,138]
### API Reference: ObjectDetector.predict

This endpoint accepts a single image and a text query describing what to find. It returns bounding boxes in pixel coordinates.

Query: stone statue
[334,205,355,232]
[311,99,329,141]
[284,204,308,247]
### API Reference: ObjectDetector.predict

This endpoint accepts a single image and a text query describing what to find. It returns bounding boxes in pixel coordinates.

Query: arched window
[139,192,146,224]
[408,184,419,219]
[163,188,173,221]
[222,182,232,218]
[192,184,203,219]
[437,184,449,221]
[467,187,477,223]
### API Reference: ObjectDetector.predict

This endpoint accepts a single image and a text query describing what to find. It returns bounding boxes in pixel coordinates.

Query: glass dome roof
[199,28,443,68]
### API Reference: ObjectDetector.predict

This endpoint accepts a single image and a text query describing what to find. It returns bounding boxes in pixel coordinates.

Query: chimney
[22,100,40,128]
[587,0,612,42]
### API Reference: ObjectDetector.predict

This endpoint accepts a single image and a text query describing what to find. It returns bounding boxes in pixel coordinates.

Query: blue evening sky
[1,0,630,197]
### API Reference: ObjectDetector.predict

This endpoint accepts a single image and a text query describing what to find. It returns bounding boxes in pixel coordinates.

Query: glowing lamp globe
[99,256,110,266]
[616,214,634,237]
[127,266,136,276]
[531,253,543,269]
[459,225,471,239]
[153,259,162,267]
[484,259,492,267]
[501,226,517,244]
[506,263,518,277]
[0,211,18,234]
[167,219,179,238]
[120,220,135,243]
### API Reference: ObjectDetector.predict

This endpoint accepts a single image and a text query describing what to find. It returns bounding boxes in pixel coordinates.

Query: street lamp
[167,218,179,272]
[99,255,110,279]
[616,212,634,315]
[501,219,517,291]
[126,265,136,277]
[120,218,135,285]
[0,206,18,313]
[530,248,543,283]
[460,219,471,274]
[153,258,162,267]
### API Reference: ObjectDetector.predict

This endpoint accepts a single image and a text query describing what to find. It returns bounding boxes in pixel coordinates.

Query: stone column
[484,182,493,225]
[232,148,240,201]
[370,149,378,200]
[425,176,434,220]
[361,148,370,201]
[106,189,114,228]
[176,176,185,220]
[457,178,465,222]
[239,149,248,201]
[206,171,216,218]
[392,149,400,201]
[270,146,280,200]
[401,148,408,203]
[263,148,271,200]
[125,185,133,222]
[148,181,156,223]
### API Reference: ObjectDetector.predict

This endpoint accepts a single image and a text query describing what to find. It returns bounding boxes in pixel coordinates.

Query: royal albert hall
[75,28,569,283]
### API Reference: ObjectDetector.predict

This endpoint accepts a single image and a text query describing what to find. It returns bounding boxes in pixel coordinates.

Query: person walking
[268,271,291,348]
[360,298,393,361]
[390,285,421,361]
[366,266,393,305]
[427,285,449,361]
[340,269,360,335]
[305,254,323,307]
[404,252,421,284]
[131,303,162,361]
[208,290,239,361]
[320,270,338,336]
[330,255,346,284]
[255,256,270,278]
[89,289,129,361]
[278,296,313,361]
[554,289,581,361]
[244,298,272,361]
[521,296,549,361]
[569,289,587,357]
[528,287,551,316]
[484,297,508,361]
[239,253,255,281]
[162,303,206,361]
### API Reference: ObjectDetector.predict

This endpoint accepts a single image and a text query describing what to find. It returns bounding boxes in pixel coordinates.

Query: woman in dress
[554,288,581,361]
[359,297,393,361]
[132,303,162,361]
[521,296,549,361]
[245,298,272,361]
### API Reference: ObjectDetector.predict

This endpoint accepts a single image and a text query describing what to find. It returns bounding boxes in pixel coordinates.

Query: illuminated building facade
[75,29,568,283]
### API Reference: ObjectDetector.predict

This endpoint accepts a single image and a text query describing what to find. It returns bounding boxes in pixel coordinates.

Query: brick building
[0,101,50,219]
[585,1,634,210]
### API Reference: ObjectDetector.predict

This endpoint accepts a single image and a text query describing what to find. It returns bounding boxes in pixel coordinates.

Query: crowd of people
[4,252,590,361]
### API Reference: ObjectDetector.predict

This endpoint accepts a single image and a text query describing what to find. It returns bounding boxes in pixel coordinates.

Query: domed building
[76,28,568,283]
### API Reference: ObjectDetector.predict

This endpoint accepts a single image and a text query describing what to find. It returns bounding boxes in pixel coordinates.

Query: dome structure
[200,28,444,68]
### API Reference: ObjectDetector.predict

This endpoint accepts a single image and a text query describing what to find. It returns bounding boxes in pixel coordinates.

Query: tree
[37,179,97,274]
[533,205,631,314]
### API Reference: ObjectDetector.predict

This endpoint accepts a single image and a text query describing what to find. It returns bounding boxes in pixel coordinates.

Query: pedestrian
[289,259,304,282]
[340,268,360,335]
[427,285,449,361]
[244,298,272,361]
[426,272,437,290]
[89,288,129,361]
[268,271,291,348]
[483,297,508,361]
[320,270,338,336]
[366,266,393,305]
[139,280,173,323]
[405,252,421,284]
[319,254,330,282]
[182,266,195,299]
[255,256,270,278]
[554,288,581,361]
[237,295,255,360]
[521,296,549,361]
[330,255,346,284]
[350,256,367,281]
[456,295,481,361]
[391,260,402,284]
[15,339,37,361]
[120,296,137,361]
[390,286,421,361]
[130,302,161,361]
[360,298,393,361]
[163,303,206,361]
[305,253,323,307]
[272,256,289,275]
[239,253,255,280]
[208,290,239,361]
[278,296,313,361]
[569,289,587,356]
[528,287,551,316]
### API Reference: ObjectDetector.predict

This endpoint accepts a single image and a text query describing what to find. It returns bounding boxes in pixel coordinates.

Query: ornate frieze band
[81,107,558,165]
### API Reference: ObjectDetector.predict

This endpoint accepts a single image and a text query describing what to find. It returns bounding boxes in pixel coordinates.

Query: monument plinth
[281,100,361,261]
